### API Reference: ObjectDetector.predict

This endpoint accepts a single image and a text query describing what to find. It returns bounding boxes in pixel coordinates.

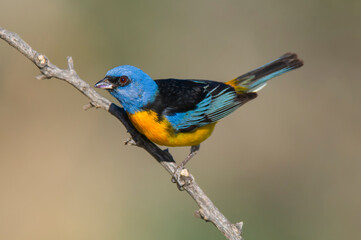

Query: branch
[0,26,244,240]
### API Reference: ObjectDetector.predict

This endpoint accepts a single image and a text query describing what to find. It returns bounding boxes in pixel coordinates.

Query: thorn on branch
[195,208,209,221]
[66,56,80,78]
[194,209,202,219]
[234,222,243,235]
[36,73,51,80]
[67,56,75,71]
[83,102,95,110]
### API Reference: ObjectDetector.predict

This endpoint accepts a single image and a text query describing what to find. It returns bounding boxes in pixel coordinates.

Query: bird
[95,53,303,171]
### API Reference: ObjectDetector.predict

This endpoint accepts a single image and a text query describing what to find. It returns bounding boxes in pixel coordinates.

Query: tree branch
[0,26,244,240]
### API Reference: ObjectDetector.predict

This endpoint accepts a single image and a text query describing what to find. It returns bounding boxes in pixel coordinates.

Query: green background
[1,0,360,239]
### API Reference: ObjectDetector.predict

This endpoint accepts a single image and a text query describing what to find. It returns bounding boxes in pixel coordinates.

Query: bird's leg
[180,145,200,169]
[172,145,200,189]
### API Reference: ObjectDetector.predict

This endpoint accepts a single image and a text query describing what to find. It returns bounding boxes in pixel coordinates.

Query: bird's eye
[118,75,130,86]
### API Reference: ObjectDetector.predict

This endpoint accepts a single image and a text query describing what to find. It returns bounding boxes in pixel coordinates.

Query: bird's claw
[171,167,193,190]
[124,137,136,146]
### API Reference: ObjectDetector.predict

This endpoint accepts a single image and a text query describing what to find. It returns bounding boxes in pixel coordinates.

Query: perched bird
[95,53,303,169]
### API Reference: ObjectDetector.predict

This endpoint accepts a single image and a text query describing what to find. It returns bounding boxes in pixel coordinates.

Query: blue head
[95,65,158,113]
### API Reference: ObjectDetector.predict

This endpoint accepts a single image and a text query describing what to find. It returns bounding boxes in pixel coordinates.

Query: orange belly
[128,110,216,147]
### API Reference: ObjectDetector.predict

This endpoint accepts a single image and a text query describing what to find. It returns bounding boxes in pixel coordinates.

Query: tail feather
[226,53,303,93]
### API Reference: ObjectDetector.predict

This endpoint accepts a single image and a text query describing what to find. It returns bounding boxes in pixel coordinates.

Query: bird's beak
[95,77,114,89]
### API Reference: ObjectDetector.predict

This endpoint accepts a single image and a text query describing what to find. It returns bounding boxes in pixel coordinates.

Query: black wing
[145,79,256,132]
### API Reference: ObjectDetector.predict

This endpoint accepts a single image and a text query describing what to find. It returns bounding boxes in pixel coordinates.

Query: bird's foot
[171,166,193,190]
[124,137,136,146]
[171,145,200,190]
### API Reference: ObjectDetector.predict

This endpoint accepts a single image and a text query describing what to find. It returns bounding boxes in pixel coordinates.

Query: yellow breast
[128,110,216,147]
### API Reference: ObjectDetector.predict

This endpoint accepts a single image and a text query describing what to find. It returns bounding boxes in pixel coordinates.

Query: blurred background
[0,0,360,239]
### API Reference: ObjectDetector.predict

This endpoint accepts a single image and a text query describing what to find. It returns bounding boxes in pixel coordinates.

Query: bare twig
[0,26,243,240]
